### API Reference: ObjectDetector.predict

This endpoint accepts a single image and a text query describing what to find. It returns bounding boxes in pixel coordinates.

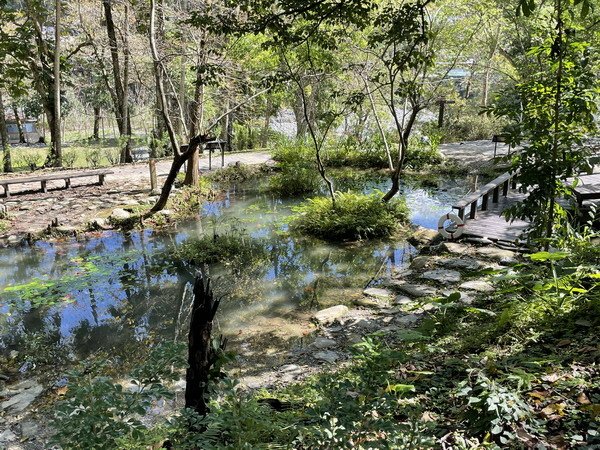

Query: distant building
[5,119,41,144]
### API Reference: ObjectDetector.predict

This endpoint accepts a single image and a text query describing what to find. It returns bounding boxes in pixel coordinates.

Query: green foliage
[169,181,213,218]
[178,225,268,267]
[457,370,535,445]
[51,342,187,450]
[404,135,443,169]
[270,140,321,196]
[429,113,504,143]
[290,190,409,241]
[206,163,263,187]
[491,14,599,240]
[85,148,103,168]
[323,137,389,169]
[62,150,78,169]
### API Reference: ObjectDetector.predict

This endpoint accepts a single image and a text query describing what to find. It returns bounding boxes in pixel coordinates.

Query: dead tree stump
[184,274,225,416]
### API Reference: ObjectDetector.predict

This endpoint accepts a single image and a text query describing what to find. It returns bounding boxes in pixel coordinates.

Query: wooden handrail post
[149,159,157,192]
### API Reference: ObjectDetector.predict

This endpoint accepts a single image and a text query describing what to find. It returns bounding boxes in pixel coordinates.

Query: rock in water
[110,208,131,220]
[363,287,393,299]
[313,305,349,325]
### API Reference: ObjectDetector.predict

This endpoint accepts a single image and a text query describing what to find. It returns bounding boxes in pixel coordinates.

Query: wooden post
[149,159,157,192]
[185,274,226,417]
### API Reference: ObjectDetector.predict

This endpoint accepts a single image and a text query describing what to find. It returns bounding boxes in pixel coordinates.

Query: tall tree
[102,0,133,163]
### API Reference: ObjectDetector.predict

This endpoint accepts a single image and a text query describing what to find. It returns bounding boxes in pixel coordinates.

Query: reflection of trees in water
[1,232,188,366]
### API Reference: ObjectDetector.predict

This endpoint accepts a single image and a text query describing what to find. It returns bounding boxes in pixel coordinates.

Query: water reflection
[0,175,473,368]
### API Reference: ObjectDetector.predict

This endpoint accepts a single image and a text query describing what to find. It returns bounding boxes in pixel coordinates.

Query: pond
[0,174,477,376]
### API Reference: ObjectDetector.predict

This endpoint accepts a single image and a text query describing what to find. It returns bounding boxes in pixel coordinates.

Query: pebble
[409,255,430,270]
[110,208,131,220]
[438,257,482,271]
[312,338,337,349]
[395,295,414,305]
[395,314,421,326]
[442,242,469,254]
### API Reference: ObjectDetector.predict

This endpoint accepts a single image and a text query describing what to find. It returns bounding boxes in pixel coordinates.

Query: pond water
[0,175,477,374]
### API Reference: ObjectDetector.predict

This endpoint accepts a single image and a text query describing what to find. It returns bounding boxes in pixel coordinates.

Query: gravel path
[0,151,272,244]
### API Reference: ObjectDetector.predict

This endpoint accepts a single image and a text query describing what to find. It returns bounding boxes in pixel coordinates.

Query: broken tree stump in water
[184,274,226,416]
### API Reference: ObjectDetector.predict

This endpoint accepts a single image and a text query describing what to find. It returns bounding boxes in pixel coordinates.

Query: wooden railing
[452,171,518,220]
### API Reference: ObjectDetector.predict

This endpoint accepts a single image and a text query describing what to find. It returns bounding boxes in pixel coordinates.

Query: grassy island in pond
[290,190,409,241]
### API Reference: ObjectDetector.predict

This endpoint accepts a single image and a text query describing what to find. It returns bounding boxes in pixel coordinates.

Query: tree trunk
[185,274,225,416]
[103,0,132,163]
[12,106,25,143]
[93,106,101,140]
[0,91,12,172]
[184,64,205,186]
[52,0,62,167]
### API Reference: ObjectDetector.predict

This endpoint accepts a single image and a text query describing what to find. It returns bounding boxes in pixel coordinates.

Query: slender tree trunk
[546,0,563,248]
[103,0,132,163]
[12,106,25,143]
[93,106,101,140]
[184,62,205,186]
[52,0,62,167]
[0,90,12,172]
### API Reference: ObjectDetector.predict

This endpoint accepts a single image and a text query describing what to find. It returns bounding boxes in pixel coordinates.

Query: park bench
[0,169,114,198]
[452,171,518,220]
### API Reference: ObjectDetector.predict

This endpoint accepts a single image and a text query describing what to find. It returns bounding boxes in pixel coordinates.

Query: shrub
[269,164,321,196]
[206,163,262,186]
[270,140,321,196]
[272,140,315,164]
[290,190,409,241]
[17,150,44,171]
[404,135,443,169]
[62,150,78,168]
[51,343,186,450]
[85,148,103,168]
[104,148,120,166]
[169,181,213,218]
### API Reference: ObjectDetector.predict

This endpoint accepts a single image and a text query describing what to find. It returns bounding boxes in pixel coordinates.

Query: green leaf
[528,251,570,261]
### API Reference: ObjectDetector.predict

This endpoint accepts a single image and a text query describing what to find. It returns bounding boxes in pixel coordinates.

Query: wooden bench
[0,169,114,198]
[452,171,517,220]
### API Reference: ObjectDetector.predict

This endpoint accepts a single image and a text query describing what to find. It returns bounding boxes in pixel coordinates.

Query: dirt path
[0,151,272,245]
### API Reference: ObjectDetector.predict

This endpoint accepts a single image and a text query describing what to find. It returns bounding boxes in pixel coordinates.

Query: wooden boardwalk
[456,172,600,244]
[461,191,530,243]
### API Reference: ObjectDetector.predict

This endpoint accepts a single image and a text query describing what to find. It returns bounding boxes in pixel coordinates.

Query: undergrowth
[290,190,409,241]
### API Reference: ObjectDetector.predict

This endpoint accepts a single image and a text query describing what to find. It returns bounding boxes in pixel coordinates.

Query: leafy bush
[272,140,315,164]
[17,150,44,171]
[290,190,409,241]
[62,150,78,168]
[206,163,262,186]
[85,148,103,168]
[323,136,390,169]
[270,140,322,196]
[51,343,186,450]
[404,135,443,169]
[169,181,213,218]
[427,113,505,143]
[104,148,120,166]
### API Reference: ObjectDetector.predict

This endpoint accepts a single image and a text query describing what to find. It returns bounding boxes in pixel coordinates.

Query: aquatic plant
[177,226,268,267]
[290,190,409,241]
